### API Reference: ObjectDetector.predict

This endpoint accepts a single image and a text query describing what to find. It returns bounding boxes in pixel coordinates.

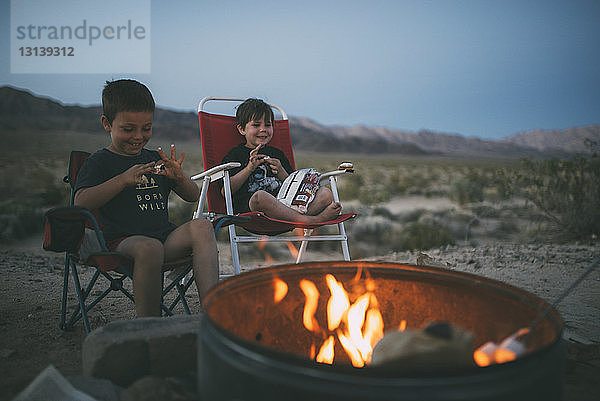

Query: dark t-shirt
[221,144,293,213]
[74,148,177,241]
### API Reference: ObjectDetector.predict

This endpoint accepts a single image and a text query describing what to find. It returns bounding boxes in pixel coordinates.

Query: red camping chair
[42,151,198,334]
[191,97,356,275]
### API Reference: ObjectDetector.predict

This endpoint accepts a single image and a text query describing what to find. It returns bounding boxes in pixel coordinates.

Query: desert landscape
[1,87,599,400]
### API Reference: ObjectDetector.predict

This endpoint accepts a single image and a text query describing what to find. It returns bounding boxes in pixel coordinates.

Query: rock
[67,375,122,401]
[82,314,202,387]
[12,365,97,401]
[371,321,474,374]
[416,252,447,268]
[120,375,195,401]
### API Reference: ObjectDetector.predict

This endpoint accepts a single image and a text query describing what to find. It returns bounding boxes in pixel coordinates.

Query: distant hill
[0,86,196,142]
[500,126,599,153]
[289,118,596,158]
[1,85,598,158]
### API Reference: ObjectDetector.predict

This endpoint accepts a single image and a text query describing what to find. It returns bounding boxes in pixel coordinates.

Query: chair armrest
[191,162,241,219]
[191,162,241,181]
[43,206,108,253]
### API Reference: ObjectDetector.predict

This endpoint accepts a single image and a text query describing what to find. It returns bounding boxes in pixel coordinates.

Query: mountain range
[1,85,598,158]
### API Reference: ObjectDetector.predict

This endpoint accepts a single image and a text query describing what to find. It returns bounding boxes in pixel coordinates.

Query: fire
[473,328,529,367]
[362,306,384,359]
[256,237,274,263]
[298,273,385,367]
[325,274,349,331]
[316,335,335,364]
[278,273,527,369]
[299,279,320,332]
[286,241,299,259]
[273,278,288,303]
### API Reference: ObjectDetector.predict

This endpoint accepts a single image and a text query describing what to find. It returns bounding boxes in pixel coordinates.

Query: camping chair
[42,151,198,334]
[191,97,357,275]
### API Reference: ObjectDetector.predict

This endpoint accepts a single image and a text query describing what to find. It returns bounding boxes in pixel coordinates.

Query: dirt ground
[1,239,599,401]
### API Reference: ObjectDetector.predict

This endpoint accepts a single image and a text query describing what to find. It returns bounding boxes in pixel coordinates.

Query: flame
[257,236,267,251]
[256,236,275,263]
[362,307,384,359]
[273,278,288,303]
[346,294,371,361]
[474,328,529,367]
[316,335,335,364]
[303,273,385,367]
[473,352,492,367]
[340,293,384,365]
[291,272,529,368]
[494,348,518,364]
[337,331,365,367]
[299,279,320,332]
[325,274,350,331]
[473,342,497,367]
[286,242,299,259]
[352,266,363,281]
[473,342,519,367]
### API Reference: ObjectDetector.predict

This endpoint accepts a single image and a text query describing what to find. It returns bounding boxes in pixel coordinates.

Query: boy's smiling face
[102,111,153,156]
[238,114,273,148]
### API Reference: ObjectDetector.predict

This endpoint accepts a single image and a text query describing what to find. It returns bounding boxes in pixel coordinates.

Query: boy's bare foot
[308,201,341,223]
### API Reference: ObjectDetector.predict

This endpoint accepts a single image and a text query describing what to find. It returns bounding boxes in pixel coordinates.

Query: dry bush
[498,140,600,240]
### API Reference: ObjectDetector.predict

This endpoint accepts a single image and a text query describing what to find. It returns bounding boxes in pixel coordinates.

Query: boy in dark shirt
[222,98,342,222]
[74,79,218,317]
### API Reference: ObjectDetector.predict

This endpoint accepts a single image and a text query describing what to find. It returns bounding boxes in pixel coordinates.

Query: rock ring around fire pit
[198,261,564,401]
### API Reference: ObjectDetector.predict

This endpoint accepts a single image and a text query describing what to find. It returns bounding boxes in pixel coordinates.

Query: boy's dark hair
[102,79,155,124]
[236,98,275,129]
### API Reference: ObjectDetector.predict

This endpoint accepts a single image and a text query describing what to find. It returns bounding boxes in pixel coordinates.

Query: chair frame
[45,151,196,334]
[191,97,355,276]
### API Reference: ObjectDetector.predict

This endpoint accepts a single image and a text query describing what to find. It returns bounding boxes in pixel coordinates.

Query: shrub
[349,216,393,244]
[387,172,409,195]
[339,173,363,200]
[449,179,483,205]
[397,208,427,224]
[398,222,455,251]
[501,140,600,239]
[0,200,43,242]
[358,188,390,205]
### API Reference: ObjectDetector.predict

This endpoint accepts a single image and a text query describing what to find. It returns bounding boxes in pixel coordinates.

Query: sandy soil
[1,240,599,401]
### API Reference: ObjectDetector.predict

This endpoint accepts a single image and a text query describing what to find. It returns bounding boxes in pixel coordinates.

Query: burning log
[371,321,474,374]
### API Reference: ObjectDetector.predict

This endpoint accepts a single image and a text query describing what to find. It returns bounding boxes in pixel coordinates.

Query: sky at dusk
[1,0,599,139]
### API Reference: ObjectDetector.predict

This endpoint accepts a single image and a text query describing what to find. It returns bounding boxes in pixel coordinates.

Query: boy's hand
[156,144,186,183]
[248,144,267,171]
[264,157,283,176]
[122,162,157,186]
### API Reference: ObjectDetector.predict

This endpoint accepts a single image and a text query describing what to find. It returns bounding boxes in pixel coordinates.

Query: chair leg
[171,280,193,314]
[161,268,193,315]
[339,222,351,261]
[65,269,132,334]
[69,262,92,334]
[68,268,106,332]
[161,303,174,316]
[178,283,191,314]
[296,229,312,263]
[59,254,71,330]
[229,225,242,275]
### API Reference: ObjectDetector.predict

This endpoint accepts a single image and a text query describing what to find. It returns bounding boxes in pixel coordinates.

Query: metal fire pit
[197,261,564,401]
